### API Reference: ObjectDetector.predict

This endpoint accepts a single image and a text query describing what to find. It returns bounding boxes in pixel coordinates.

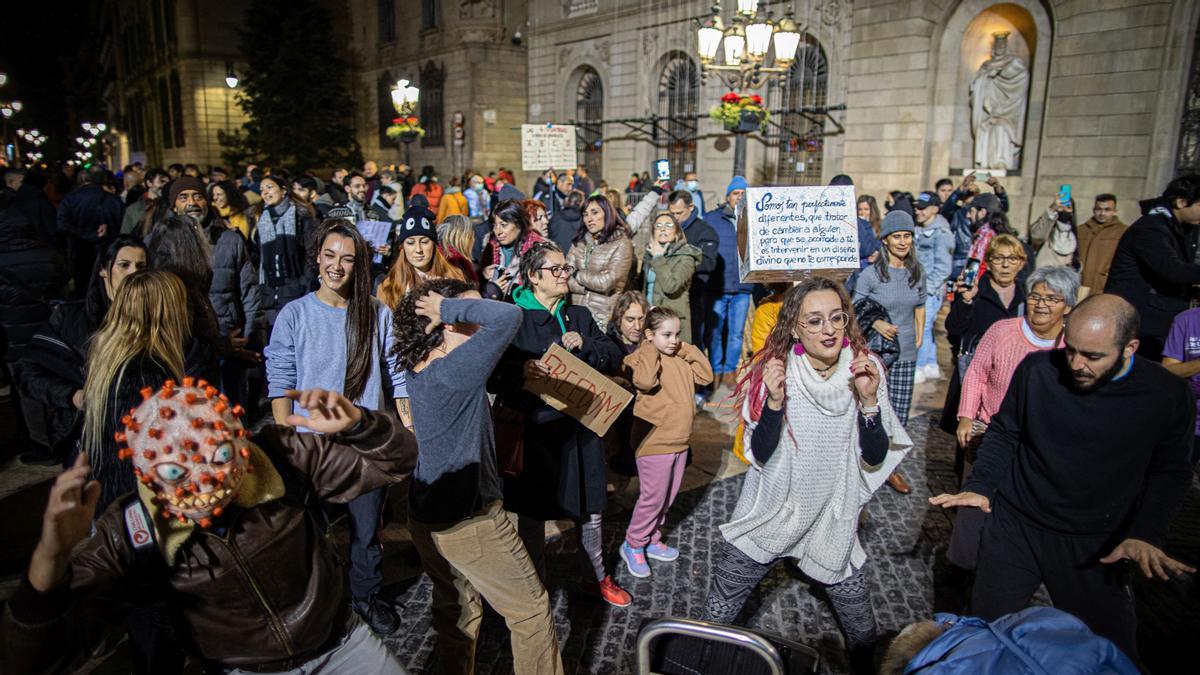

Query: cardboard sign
[524,343,633,437]
[737,185,860,283]
[521,124,577,172]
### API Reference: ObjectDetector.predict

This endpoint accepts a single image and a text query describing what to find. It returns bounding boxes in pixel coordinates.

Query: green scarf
[513,285,566,333]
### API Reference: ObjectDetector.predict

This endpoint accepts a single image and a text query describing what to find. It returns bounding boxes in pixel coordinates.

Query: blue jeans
[916,292,943,368]
[708,292,751,374]
[347,486,387,601]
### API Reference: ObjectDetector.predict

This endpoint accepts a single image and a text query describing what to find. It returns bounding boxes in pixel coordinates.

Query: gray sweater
[264,292,405,431]
[853,264,925,361]
[406,298,522,524]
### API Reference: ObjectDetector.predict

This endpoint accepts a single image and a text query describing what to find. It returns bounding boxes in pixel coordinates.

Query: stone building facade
[526,0,1200,228]
[346,0,531,188]
[105,0,249,169]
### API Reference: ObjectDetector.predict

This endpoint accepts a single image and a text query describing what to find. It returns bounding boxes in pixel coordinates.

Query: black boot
[848,642,876,675]
[352,594,399,635]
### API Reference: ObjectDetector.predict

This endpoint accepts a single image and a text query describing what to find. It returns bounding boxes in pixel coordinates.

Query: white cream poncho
[720,348,912,584]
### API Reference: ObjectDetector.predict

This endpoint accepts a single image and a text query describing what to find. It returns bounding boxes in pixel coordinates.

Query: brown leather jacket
[567,232,634,330]
[1,409,416,672]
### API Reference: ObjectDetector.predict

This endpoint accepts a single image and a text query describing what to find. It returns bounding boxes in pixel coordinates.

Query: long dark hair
[575,194,630,245]
[86,235,149,322]
[208,179,249,216]
[146,213,213,287]
[875,235,925,290]
[491,198,532,244]
[314,219,377,401]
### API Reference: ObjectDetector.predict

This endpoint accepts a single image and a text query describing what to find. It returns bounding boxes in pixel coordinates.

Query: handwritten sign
[737,185,860,283]
[521,124,577,172]
[355,219,393,264]
[524,343,632,437]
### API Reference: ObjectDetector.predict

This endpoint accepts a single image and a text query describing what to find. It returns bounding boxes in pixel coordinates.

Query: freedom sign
[737,185,860,282]
[521,124,577,172]
[524,343,633,437]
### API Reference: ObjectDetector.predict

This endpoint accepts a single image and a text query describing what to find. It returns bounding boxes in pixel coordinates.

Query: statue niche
[970,32,1030,170]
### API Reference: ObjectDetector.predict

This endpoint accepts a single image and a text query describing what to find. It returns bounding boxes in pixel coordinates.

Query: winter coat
[3,183,57,242]
[120,194,152,235]
[853,297,901,369]
[624,341,713,457]
[641,240,701,343]
[1076,215,1127,294]
[207,222,263,338]
[704,205,754,295]
[547,206,581,254]
[1104,197,1200,345]
[905,607,1137,674]
[55,183,123,242]
[625,189,664,271]
[479,230,549,300]
[490,302,623,520]
[0,212,68,360]
[1028,209,1077,269]
[436,189,468,223]
[914,214,955,296]
[12,299,99,452]
[566,230,635,330]
[409,180,444,212]
[680,210,719,287]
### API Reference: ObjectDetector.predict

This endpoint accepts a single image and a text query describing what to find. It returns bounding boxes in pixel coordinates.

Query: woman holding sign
[489,241,632,608]
[852,210,926,494]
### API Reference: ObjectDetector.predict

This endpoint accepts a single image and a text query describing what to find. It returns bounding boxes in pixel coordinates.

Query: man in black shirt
[931,294,1196,663]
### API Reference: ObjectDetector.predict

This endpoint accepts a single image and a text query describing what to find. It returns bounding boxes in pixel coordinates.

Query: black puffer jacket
[207,221,263,338]
[853,297,900,369]
[0,212,68,360]
[547,206,581,255]
[3,183,57,243]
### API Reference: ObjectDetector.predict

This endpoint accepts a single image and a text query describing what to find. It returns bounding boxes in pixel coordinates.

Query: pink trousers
[624,451,688,548]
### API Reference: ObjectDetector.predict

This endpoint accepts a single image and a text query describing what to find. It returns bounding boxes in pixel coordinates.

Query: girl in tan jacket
[618,307,714,578]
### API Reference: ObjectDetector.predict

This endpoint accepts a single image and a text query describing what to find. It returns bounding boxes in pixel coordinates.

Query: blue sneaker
[620,542,651,578]
[645,542,679,562]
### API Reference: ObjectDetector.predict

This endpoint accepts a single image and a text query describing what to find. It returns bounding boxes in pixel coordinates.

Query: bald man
[931,294,1196,663]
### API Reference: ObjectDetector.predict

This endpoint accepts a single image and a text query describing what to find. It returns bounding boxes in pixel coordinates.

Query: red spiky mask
[116,378,251,528]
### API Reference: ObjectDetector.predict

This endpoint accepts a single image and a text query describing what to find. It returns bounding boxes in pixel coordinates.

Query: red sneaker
[582,575,632,607]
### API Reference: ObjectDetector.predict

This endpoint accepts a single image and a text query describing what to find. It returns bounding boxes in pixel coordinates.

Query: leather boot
[886,470,911,494]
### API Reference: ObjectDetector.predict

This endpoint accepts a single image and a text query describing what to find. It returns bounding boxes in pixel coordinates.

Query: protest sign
[524,343,633,437]
[521,124,577,172]
[356,219,392,264]
[737,185,859,283]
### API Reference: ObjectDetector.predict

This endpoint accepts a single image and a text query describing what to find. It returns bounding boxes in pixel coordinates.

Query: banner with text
[524,343,632,437]
[521,124,577,172]
[737,185,859,282]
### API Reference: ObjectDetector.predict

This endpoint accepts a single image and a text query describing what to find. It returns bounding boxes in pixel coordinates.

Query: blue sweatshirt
[265,292,404,430]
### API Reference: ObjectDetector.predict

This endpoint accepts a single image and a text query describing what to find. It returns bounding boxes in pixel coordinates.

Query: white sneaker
[924,364,942,380]
[914,369,927,385]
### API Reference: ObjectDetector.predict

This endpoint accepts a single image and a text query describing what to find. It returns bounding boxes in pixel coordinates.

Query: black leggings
[701,541,877,650]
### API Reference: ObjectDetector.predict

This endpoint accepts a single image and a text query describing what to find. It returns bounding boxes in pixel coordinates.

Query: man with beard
[931,294,1196,664]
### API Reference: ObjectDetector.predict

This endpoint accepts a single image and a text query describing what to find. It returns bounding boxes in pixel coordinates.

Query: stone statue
[970,32,1030,170]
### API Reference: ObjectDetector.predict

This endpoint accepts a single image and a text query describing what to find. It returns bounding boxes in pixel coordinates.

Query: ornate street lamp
[225,62,239,89]
[695,1,800,91]
[388,78,421,165]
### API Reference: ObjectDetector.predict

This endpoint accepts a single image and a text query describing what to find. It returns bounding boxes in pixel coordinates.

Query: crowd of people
[0,156,1195,674]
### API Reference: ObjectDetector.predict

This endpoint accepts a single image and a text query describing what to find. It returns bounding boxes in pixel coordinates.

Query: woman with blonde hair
[377,207,470,309]
[81,269,190,516]
[436,213,478,282]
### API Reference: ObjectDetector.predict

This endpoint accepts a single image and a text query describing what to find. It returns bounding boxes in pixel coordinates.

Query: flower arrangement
[386,116,425,139]
[709,92,769,131]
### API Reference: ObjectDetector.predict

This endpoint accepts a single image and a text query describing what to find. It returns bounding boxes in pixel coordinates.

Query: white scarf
[721,347,912,583]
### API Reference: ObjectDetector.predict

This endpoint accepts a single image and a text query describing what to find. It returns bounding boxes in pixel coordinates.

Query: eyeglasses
[1028,293,1064,306]
[988,255,1023,266]
[538,265,576,278]
[653,223,676,231]
[799,311,850,334]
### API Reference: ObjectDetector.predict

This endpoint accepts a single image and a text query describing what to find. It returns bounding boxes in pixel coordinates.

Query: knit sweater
[721,347,912,583]
[624,341,714,457]
[958,318,1060,424]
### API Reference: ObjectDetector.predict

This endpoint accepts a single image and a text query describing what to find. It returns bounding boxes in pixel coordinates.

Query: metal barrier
[635,617,786,675]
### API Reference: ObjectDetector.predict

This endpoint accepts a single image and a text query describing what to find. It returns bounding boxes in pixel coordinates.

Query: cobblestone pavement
[381,399,1200,675]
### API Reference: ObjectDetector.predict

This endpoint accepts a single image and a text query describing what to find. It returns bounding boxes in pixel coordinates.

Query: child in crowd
[619,307,714,577]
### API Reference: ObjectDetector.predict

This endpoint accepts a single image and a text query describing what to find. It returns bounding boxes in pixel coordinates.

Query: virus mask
[116,378,251,528]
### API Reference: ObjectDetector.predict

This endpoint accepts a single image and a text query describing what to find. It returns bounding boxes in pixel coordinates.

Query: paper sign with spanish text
[521,124,577,172]
[737,185,859,283]
[524,343,632,437]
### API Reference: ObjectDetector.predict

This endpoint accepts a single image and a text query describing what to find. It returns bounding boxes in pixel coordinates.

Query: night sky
[1,3,95,162]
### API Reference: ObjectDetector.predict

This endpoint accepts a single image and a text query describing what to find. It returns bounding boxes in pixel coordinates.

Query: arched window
[658,55,699,178]
[575,67,604,179]
[420,60,445,148]
[1177,21,1200,175]
[377,70,394,147]
[776,35,828,185]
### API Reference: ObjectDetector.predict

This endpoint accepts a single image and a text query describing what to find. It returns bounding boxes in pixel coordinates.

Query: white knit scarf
[721,347,912,584]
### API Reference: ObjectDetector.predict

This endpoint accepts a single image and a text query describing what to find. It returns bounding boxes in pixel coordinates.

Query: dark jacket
[704,205,753,295]
[490,302,623,519]
[2,409,416,673]
[12,299,100,452]
[0,212,68,360]
[207,222,263,338]
[940,273,1025,435]
[548,206,581,255]
[680,209,719,286]
[55,183,123,242]
[3,183,57,243]
[1104,197,1200,347]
